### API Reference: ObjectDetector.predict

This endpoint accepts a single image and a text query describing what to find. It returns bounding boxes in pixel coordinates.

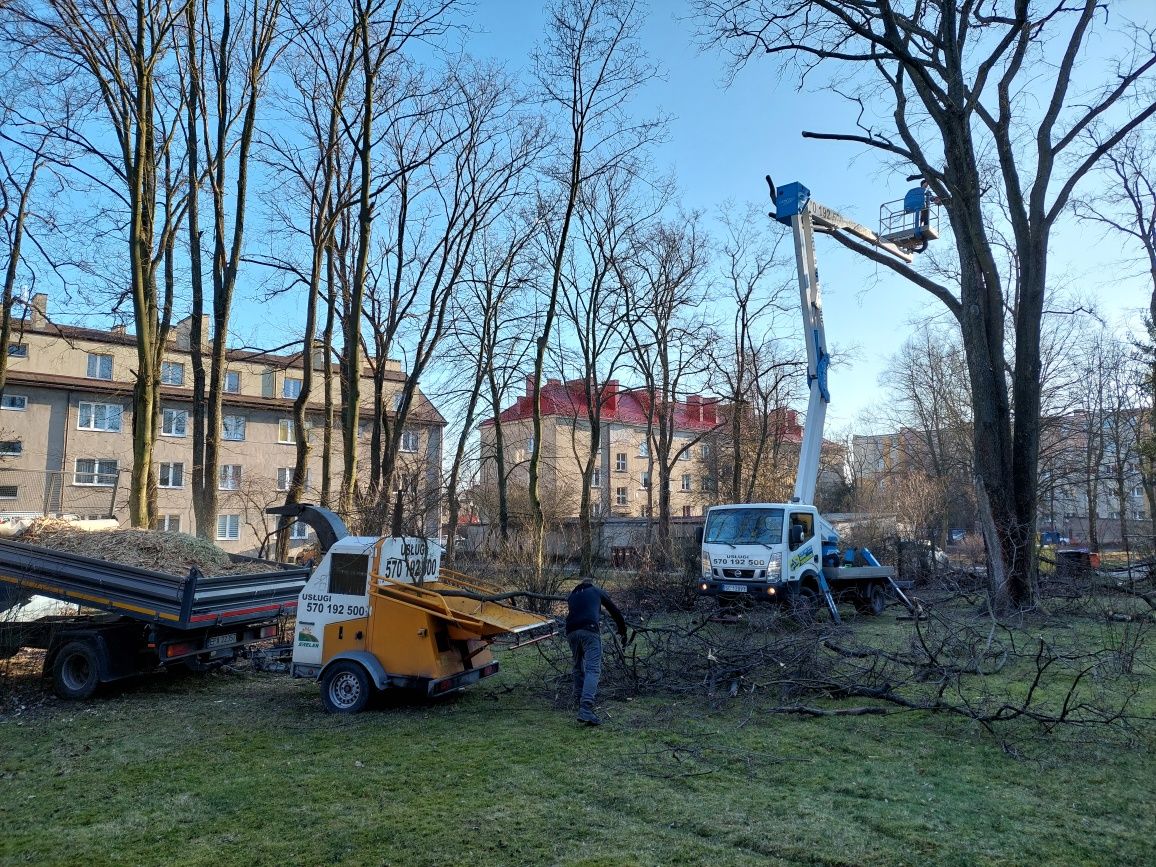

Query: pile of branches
[17,520,279,576]
[530,583,1151,745]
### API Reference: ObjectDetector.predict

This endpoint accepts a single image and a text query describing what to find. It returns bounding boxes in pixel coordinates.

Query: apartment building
[478,378,720,522]
[0,294,445,555]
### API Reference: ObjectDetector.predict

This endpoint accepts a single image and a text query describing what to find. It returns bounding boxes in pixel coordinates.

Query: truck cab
[698,503,839,602]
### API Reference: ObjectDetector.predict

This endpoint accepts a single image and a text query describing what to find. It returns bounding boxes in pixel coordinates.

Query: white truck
[697,179,931,619]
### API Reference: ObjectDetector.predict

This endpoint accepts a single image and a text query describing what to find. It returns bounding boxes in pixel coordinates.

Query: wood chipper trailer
[277,504,554,713]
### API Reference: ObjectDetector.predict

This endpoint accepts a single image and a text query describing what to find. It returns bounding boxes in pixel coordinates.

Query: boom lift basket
[878,195,941,250]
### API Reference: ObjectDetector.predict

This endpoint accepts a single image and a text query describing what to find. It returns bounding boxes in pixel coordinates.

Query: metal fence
[0,468,124,520]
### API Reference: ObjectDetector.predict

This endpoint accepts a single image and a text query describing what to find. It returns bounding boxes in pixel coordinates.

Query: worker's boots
[577,703,602,726]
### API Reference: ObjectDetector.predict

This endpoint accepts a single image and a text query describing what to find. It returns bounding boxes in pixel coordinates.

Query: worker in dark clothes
[565,577,627,726]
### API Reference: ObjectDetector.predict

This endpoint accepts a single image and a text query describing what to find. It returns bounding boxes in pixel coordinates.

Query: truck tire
[52,640,102,700]
[866,583,887,616]
[320,661,373,714]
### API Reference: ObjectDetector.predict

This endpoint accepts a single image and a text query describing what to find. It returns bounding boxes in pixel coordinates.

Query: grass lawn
[1,603,1154,867]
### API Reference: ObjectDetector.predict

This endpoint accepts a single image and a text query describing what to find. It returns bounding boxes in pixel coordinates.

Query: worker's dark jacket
[565,581,626,638]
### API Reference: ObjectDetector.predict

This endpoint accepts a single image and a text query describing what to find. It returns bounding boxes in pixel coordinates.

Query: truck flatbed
[0,537,308,627]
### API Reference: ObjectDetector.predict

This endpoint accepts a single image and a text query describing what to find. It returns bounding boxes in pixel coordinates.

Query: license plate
[721,583,747,593]
[206,633,237,648]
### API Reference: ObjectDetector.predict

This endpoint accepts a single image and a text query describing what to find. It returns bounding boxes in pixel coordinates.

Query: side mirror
[694,527,704,545]
[789,525,804,547]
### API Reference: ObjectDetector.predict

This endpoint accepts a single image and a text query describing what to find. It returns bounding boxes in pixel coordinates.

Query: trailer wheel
[52,640,101,700]
[866,583,887,616]
[320,661,373,714]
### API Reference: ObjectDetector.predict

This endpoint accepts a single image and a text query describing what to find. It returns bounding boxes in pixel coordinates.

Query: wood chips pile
[17,519,282,576]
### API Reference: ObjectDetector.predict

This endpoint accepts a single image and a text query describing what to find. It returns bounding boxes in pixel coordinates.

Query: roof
[482,378,720,432]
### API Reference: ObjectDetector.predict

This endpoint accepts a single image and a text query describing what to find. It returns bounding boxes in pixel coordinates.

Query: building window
[1132,485,1144,498]
[222,414,246,441]
[681,473,692,492]
[700,443,710,460]
[224,370,241,394]
[639,440,649,458]
[616,486,628,507]
[0,485,17,499]
[277,467,292,492]
[290,521,309,540]
[162,408,188,437]
[392,392,404,412]
[78,402,123,432]
[591,468,602,488]
[527,436,535,455]
[216,514,240,541]
[155,514,181,532]
[7,343,28,358]
[592,500,603,517]
[278,419,295,444]
[74,458,118,486]
[0,440,21,456]
[641,506,652,518]
[615,453,627,472]
[1133,510,1145,521]
[87,353,113,380]
[682,505,691,518]
[283,377,302,399]
[641,471,651,489]
[219,464,242,491]
[161,361,185,386]
[400,429,419,453]
[679,441,691,461]
[701,475,717,493]
[1,394,27,410]
[159,462,184,488]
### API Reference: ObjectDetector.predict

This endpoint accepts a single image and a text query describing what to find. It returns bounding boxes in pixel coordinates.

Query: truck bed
[0,537,309,628]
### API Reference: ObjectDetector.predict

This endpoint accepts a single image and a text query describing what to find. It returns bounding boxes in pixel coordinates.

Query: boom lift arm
[768,178,913,505]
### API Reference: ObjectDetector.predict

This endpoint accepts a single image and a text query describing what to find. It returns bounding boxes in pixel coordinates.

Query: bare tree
[6,0,197,526]
[621,214,713,565]
[528,0,661,576]
[699,1,1156,608]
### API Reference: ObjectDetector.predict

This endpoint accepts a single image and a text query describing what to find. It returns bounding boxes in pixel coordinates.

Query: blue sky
[460,1,1153,432]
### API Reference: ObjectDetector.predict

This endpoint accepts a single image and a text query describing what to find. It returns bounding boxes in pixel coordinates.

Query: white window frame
[278,418,295,444]
[156,514,181,532]
[276,467,292,492]
[681,473,692,492]
[1,394,27,410]
[159,462,184,489]
[641,471,651,490]
[7,343,28,358]
[77,401,123,432]
[638,440,650,458]
[616,486,628,507]
[289,521,308,540]
[160,361,185,386]
[221,414,246,442]
[283,377,302,399]
[74,458,118,487]
[87,352,113,380]
[400,429,419,453]
[224,370,241,394]
[0,440,22,456]
[591,468,602,488]
[161,408,188,437]
[216,514,241,541]
[615,453,627,472]
[218,464,242,491]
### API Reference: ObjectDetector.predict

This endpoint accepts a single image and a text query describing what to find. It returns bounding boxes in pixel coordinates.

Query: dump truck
[0,535,309,699]
[277,503,553,713]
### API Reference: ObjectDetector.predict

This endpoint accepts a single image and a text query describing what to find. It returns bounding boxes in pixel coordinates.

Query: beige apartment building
[478,378,720,523]
[0,294,445,555]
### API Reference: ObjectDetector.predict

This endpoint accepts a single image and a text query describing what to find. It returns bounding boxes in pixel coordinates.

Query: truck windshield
[704,508,784,545]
